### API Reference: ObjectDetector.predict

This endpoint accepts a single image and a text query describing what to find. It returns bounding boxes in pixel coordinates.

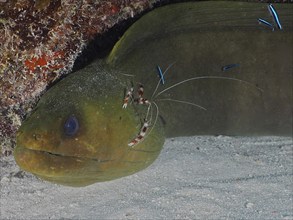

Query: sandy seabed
[1,136,292,219]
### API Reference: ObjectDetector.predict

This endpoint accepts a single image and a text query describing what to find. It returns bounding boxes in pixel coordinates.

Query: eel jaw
[13,145,110,186]
[14,146,87,176]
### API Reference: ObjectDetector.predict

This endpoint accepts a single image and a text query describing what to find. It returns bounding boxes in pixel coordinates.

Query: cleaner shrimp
[123,63,263,147]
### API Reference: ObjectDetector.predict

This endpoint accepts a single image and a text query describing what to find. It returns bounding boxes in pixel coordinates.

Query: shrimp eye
[64,115,79,136]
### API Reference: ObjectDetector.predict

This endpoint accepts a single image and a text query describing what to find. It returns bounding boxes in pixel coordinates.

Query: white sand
[1,136,292,219]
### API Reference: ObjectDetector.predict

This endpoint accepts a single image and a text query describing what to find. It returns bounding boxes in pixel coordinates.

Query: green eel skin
[14,2,293,187]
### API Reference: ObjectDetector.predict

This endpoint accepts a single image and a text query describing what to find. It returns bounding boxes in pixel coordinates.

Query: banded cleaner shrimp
[122,63,263,147]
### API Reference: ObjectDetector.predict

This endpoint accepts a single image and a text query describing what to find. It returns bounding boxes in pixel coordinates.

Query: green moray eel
[14,2,293,187]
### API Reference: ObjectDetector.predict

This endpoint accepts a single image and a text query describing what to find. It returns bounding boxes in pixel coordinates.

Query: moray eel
[14,2,293,187]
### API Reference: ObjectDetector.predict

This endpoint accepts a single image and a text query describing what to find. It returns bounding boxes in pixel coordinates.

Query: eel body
[14,2,293,186]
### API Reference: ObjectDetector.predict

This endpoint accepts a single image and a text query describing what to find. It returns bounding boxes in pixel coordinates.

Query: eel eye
[64,115,79,136]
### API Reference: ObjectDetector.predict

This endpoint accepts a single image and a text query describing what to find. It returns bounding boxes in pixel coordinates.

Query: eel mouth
[13,146,110,180]
[13,146,149,187]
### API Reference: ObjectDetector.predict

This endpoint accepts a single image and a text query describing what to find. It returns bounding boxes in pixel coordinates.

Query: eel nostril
[32,133,41,141]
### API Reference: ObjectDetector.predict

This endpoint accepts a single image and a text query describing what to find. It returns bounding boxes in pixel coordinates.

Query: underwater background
[1,0,292,219]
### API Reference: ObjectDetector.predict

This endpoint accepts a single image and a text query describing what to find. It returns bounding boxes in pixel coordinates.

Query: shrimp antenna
[156,98,207,111]
[155,76,263,99]
[151,62,176,100]
[120,73,135,77]
[145,101,159,139]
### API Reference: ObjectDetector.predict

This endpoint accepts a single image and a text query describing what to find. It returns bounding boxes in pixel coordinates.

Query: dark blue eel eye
[64,115,79,136]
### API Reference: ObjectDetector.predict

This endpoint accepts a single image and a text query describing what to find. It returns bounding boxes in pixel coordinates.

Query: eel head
[14,63,165,186]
